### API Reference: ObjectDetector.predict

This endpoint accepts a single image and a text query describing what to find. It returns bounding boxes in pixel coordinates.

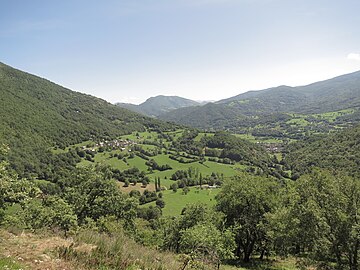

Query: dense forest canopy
[284,124,360,177]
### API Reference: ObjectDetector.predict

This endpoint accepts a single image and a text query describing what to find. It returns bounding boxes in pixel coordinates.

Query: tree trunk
[235,242,242,258]
[243,239,255,262]
[260,249,265,260]
[350,240,358,270]
[244,250,251,263]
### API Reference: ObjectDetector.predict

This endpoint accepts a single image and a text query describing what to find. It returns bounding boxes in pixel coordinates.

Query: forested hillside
[159,103,246,130]
[218,70,360,114]
[0,62,171,176]
[117,95,200,117]
[284,124,360,177]
[159,71,360,135]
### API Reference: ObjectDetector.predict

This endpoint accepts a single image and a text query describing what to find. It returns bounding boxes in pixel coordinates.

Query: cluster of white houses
[82,139,137,152]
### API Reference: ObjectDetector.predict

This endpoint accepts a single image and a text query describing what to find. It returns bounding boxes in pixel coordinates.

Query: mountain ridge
[159,70,360,129]
[116,95,200,117]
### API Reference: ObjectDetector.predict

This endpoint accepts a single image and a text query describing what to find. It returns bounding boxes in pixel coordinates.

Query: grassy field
[121,130,159,141]
[51,140,93,154]
[145,187,220,216]
[286,118,309,126]
[164,129,184,140]
[233,133,257,142]
[194,132,214,142]
[78,150,244,188]
[313,108,355,122]
[233,133,284,144]
[57,129,248,220]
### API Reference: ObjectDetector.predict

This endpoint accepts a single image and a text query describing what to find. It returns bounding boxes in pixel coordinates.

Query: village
[81,138,137,152]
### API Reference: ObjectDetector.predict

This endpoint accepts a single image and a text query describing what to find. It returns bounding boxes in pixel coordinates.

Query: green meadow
[145,187,220,216]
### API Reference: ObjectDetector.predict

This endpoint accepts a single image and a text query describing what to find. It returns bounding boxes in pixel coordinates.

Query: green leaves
[269,169,360,269]
[23,196,77,232]
[180,223,235,261]
[63,166,137,225]
[216,173,281,261]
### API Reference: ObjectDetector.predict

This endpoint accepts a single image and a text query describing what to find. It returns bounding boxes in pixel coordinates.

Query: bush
[156,199,165,208]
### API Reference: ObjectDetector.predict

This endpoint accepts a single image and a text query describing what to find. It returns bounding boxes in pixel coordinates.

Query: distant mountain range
[157,70,360,130]
[116,95,200,117]
[116,71,360,131]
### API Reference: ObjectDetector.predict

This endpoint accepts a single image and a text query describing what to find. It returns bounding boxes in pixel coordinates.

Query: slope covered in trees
[283,124,360,176]
[117,95,200,117]
[0,62,171,176]
[218,70,360,114]
[159,71,360,134]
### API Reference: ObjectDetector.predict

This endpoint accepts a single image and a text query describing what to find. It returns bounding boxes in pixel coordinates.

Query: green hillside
[117,95,200,117]
[283,124,360,176]
[0,62,171,176]
[159,71,360,137]
[159,102,246,130]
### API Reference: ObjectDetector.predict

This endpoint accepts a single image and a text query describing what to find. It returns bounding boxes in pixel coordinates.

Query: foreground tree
[284,170,359,270]
[180,222,235,269]
[61,166,138,228]
[23,195,78,234]
[161,203,219,253]
[0,145,40,223]
[216,173,280,262]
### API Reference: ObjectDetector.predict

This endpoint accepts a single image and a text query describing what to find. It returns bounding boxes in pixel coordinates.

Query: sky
[1,0,360,104]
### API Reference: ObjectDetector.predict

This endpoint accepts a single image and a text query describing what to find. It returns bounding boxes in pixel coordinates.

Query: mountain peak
[117,95,200,117]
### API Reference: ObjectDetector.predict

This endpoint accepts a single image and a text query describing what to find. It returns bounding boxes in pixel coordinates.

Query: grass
[233,133,257,142]
[274,153,283,162]
[140,144,157,150]
[312,108,355,122]
[105,157,130,170]
[127,156,149,171]
[164,129,184,140]
[194,132,214,142]
[78,153,149,172]
[222,257,301,270]
[145,187,220,216]
[51,140,93,154]
[0,228,308,270]
[78,150,244,189]
[0,229,74,269]
[286,118,309,126]
[0,257,27,270]
[233,134,283,144]
[151,154,243,180]
[58,229,181,270]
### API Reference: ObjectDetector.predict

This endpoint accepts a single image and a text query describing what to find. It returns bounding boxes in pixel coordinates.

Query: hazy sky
[1,0,360,104]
